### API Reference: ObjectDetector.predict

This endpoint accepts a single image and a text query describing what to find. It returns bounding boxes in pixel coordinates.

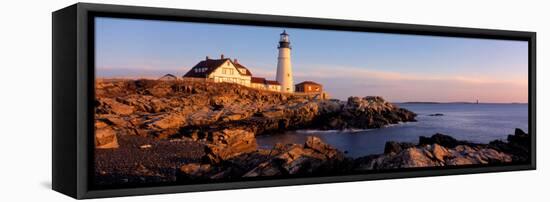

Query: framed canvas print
[52,3,536,199]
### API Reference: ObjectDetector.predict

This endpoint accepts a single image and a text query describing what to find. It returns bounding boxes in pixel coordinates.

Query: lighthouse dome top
[279,30,290,43]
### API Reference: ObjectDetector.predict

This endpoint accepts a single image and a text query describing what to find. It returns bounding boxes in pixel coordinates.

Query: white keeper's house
[183,54,281,92]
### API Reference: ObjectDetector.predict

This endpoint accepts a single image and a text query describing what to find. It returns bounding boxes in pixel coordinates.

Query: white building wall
[251,82,267,90]
[267,84,281,92]
[251,82,281,92]
[207,61,251,86]
[276,47,294,93]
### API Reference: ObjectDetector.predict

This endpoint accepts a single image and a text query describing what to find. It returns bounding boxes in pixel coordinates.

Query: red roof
[183,58,253,78]
[266,80,280,85]
[251,77,266,83]
[251,77,280,86]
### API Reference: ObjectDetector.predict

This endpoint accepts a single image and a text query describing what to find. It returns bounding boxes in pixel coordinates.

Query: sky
[95,17,528,103]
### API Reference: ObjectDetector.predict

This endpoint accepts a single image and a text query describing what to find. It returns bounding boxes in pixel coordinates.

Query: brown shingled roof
[233,61,253,76]
[184,57,253,78]
[184,58,229,78]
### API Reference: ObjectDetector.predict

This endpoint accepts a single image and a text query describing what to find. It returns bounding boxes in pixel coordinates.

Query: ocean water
[256,103,529,158]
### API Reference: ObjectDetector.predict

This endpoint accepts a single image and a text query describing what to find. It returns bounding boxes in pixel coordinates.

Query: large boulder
[149,113,187,130]
[95,125,119,149]
[356,133,514,170]
[204,129,258,164]
[305,136,344,161]
[384,141,415,154]
[243,136,346,177]
[97,115,131,128]
[178,163,214,180]
[418,133,469,148]
[489,128,530,162]
[97,98,135,115]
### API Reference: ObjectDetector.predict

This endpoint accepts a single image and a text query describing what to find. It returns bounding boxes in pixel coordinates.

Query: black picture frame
[52,2,536,199]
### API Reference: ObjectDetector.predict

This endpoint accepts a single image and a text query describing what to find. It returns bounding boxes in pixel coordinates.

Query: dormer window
[195,67,207,73]
[237,68,247,74]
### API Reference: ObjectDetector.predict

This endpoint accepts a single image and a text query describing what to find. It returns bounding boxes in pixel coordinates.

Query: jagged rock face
[245,136,347,176]
[489,128,531,162]
[354,132,529,170]
[315,96,416,129]
[176,136,347,180]
[94,79,530,186]
[96,98,135,115]
[357,143,513,170]
[203,129,258,164]
[95,79,416,141]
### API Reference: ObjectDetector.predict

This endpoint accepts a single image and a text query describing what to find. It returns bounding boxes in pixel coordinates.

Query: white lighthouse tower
[276,30,294,93]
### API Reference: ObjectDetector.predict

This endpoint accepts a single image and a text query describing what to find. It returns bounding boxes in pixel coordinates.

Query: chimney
[205,56,210,60]
[221,54,224,59]
[234,58,238,64]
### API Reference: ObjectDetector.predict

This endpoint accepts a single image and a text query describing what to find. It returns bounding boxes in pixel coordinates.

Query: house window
[222,69,226,74]
[308,86,312,91]
[230,69,234,75]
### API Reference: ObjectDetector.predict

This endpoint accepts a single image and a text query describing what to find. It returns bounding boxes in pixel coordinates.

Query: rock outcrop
[311,96,417,129]
[203,129,258,164]
[176,136,348,181]
[94,79,530,187]
[176,129,531,181]
[489,128,531,162]
[356,143,513,170]
[355,129,530,170]
[243,136,347,177]
[95,79,417,141]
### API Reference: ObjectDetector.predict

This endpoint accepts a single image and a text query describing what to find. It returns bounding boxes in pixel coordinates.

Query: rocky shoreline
[93,79,529,187]
[95,79,416,146]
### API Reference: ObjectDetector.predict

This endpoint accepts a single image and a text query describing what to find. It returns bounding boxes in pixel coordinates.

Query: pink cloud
[293,65,527,103]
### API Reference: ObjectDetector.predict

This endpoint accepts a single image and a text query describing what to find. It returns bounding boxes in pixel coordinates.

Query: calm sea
[256,103,529,158]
